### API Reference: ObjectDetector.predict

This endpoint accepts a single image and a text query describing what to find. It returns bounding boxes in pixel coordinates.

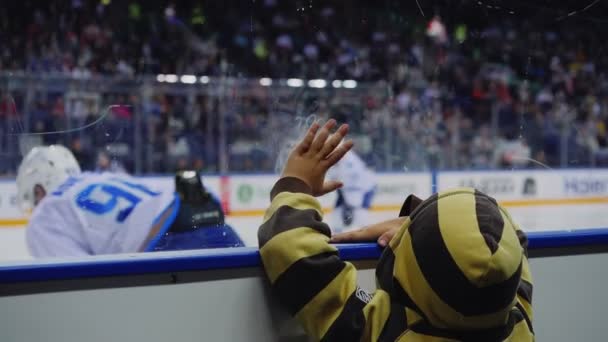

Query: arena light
[200,76,210,84]
[332,80,342,88]
[343,80,357,88]
[165,74,178,83]
[286,78,304,87]
[308,79,327,88]
[259,78,272,86]
[180,75,197,84]
[156,74,166,82]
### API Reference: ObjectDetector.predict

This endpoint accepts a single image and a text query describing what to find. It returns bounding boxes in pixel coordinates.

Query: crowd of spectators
[1,0,608,174]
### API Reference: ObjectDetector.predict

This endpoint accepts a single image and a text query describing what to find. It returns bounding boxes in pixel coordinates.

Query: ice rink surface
[1,203,607,262]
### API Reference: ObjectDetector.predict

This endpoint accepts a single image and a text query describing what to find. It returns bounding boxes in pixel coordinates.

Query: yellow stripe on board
[1,196,607,227]
[229,196,608,217]
[370,196,608,211]
[500,197,608,207]
[0,219,28,226]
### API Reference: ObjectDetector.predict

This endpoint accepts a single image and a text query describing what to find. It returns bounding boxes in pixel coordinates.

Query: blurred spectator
[0,1,607,173]
[494,138,532,169]
[470,125,495,169]
[70,137,93,170]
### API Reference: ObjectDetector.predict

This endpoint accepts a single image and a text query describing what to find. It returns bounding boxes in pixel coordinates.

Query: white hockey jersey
[26,172,178,258]
[327,151,376,232]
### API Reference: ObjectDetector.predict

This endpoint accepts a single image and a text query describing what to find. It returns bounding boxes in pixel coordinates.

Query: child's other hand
[330,217,407,247]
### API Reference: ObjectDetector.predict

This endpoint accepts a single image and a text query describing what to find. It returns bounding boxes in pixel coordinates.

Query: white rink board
[2,251,608,342]
[0,181,20,219]
[228,172,431,211]
[437,169,608,200]
[0,172,431,220]
[228,174,336,211]
[1,169,608,261]
[1,169,607,220]
[372,173,431,206]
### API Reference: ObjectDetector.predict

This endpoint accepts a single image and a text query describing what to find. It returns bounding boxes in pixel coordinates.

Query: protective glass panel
[0,0,607,262]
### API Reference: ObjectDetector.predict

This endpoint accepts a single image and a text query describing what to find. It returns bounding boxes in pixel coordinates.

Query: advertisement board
[0,181,21,220]
[438,171,542,200]
[561,170,608,197]
[1,170,607,223]
[372,172,432,207]
[228,175,337,213]
[437,169,608,202]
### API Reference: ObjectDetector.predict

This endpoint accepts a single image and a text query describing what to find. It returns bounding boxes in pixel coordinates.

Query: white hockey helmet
[16,145,81,212]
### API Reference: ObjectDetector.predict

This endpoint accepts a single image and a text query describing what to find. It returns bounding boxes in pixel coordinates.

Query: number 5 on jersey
[75,181,160,223]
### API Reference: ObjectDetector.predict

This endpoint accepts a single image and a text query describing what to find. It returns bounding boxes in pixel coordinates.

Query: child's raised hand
[281,119,353,197]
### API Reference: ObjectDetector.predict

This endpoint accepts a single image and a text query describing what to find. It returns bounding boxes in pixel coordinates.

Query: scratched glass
[0,0,607,262]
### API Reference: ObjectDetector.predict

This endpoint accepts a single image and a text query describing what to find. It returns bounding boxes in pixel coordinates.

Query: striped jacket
[258,177,534,341]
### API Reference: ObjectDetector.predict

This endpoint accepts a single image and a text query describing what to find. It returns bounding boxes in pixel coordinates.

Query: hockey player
[326,149,376,233]
[16,145,243,258]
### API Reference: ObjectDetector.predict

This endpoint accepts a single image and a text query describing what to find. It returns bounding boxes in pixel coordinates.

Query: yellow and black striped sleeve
[258,177,386,341]
[515,228,534,327]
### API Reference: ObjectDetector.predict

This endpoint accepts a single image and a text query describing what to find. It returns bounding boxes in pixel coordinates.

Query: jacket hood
[376,187,524,332]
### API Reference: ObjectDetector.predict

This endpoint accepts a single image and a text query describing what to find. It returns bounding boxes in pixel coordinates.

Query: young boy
[258,120,533,341]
